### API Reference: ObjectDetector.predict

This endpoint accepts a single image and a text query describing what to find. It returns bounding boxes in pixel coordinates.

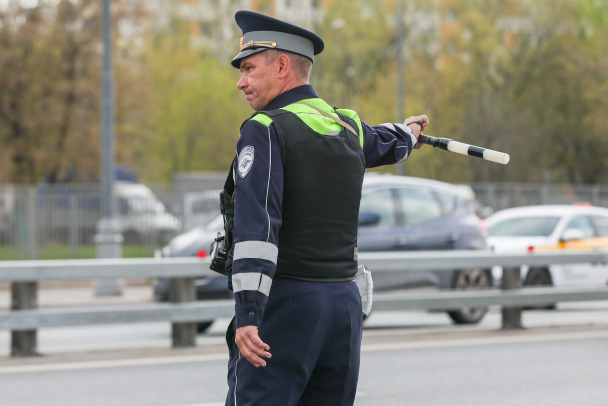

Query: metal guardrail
[359,250,608,270]
[2,250,606,279]
[0,257,210,281]
[1,250,608,356]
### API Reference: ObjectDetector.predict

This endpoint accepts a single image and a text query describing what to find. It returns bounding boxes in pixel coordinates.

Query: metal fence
[1,251,608,356]
[0,183,195,260]
[3,181,608,260]
[470,182,608,216]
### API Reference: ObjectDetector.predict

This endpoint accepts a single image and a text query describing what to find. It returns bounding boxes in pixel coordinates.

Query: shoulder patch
[238,145,255,178]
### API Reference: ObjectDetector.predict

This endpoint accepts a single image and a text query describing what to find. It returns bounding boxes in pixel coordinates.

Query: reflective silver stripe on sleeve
[379,122,416,163]
[232,272,272,296]
[394,123,418,146]
[380,123,417,146]
[233,241,278,264]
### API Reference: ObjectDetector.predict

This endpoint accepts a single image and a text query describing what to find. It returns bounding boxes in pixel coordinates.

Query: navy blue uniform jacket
[231,84,417,328]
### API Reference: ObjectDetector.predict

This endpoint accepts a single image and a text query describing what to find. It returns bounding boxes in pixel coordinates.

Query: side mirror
[561,228,585,242]
[359,211,381,226]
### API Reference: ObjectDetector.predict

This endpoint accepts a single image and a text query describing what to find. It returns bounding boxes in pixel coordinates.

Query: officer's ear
[276,53,291,78]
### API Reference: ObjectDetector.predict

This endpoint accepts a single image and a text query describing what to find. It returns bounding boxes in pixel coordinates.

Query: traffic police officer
[224,10,428,406]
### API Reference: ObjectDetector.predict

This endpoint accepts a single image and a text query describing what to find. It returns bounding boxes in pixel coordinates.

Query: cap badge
[240,40,277,52]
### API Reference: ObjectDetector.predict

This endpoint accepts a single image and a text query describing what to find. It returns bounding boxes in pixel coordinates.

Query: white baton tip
[483,149,510,165]
[446,141,469,155]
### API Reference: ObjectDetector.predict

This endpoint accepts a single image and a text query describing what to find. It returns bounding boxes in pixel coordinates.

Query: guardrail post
[11,281,40,356]
[170,277,197,347]
[94,218,124,296]
[501,267,523,330]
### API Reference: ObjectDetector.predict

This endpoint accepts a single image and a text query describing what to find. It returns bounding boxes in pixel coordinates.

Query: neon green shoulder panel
[281,99,364,149]
[245,100,364,149]
[335,108,364,149]
[280,98,342,135]
[249,113,273,127]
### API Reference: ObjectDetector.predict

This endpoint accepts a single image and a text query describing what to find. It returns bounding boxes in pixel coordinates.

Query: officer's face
[236,53,282,111]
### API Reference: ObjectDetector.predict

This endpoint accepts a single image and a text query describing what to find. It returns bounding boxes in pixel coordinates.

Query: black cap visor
[232,48,268,69]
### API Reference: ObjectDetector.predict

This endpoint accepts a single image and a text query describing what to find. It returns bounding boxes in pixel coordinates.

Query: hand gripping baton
[418,134,510,165]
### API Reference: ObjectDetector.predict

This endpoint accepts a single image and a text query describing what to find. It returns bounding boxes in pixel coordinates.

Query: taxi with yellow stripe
[486,204,608,287]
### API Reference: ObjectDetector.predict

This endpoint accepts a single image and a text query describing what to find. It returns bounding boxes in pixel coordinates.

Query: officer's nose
[236,73,247,90]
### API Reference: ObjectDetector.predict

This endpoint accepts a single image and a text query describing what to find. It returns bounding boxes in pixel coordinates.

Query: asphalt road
[1,303,608,405]
[1,324,607,406]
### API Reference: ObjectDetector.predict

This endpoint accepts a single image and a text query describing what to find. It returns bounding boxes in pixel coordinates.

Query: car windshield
[204,214,224,231]
[488,216,560,237]
[129,197,166,215]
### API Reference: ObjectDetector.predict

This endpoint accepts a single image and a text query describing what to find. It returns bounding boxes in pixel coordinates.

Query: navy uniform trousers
[225,276,363,406]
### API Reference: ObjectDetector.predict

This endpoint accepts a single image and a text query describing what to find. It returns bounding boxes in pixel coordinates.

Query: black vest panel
[262,108,365,281]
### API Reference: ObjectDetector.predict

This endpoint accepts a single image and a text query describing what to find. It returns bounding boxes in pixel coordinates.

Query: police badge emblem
[238,146,255,178]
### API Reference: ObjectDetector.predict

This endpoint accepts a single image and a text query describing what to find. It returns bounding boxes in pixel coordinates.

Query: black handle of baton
[417,134,451,150]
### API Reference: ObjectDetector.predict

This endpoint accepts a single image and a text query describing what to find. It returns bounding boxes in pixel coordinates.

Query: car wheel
[524,267,552,286]
[524,268,555,310]
[447,268,491,325]
[197,321,214,333]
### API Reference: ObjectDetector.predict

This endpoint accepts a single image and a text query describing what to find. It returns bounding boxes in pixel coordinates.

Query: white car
[181,189,223,232]
[115,182,182,244]
[486,204,608,287]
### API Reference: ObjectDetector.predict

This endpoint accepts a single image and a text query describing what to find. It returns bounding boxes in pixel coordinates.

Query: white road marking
[361,329,608,352]
[0,353,227,375]
[173,404,223,406]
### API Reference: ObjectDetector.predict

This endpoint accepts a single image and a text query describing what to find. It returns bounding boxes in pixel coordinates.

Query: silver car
[154,174,491,332]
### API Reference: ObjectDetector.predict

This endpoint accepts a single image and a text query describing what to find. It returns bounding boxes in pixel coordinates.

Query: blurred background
[1,0,607,259]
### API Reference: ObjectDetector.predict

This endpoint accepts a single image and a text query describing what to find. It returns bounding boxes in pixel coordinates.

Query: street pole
[95,0,123,296]
[396,0,405,176]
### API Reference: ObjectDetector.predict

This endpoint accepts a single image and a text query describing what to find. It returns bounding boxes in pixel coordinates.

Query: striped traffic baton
[418,133,510,165]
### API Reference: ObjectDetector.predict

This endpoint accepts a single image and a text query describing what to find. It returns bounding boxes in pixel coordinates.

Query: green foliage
[130,29,249,181]
[314,0,394,110]
[1,0,608,185]
[0,0,103,183]
[0,244,155,260]
[418,0,608,183]
[505,0,608,183]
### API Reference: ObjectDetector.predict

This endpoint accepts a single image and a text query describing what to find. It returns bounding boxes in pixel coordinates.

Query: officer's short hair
[262,49,312,81]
